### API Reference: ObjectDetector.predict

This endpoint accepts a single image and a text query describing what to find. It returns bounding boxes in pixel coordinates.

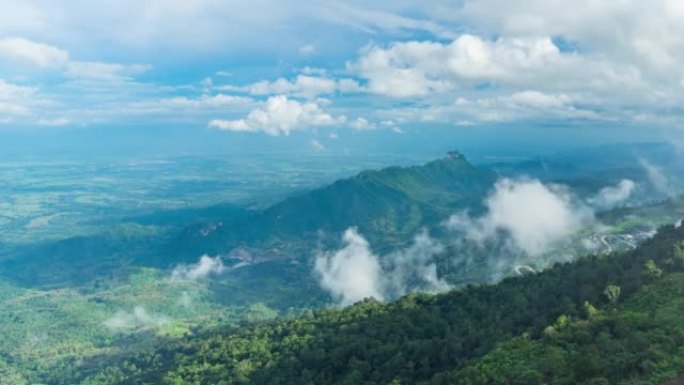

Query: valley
[0,144,683,384]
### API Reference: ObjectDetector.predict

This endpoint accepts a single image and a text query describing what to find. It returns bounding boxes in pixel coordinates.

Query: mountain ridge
[174,152,496,258]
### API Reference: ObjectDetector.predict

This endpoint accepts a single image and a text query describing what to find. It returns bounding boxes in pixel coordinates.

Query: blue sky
[1,1,683,157]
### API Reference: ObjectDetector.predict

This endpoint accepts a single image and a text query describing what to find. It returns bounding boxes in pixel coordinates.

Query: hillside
[174,152,496,257]
[75,224,684,385]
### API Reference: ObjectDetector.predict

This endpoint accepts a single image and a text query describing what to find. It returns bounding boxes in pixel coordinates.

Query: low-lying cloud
[384,230,449,298]
[314,176,660,306]
[314,228,449,307]
[639,158,672,195]
[171,255,226,281]
[448,178,592,257]
[104,306,169,331]
[314,228,385,306]
[589,179,636,210]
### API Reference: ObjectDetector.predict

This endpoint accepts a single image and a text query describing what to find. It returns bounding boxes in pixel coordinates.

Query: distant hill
[175,152,496,257]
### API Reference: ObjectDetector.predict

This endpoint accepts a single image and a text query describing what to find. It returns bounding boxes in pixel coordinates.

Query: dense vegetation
[73,224,684,385]
[2,150,683,384]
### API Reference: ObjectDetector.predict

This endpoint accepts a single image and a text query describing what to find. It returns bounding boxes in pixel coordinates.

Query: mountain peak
[445,150,466,161]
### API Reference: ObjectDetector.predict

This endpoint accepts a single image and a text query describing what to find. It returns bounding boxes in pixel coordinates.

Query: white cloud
[65,61,151,81]
[171,255,226,281]
[344,25,678,126]
[36,118,70,127]
[0,38,159,126]
[104,306,169,330]
[0,80,37,99]
[447,178,592,256]
[590,180,637,210]
[299,44,316,55]
[246,77,333,97]
[384,230,449,298]
[0,1,460,51]
[4,1,684,130]
[448,91,599,123]
[185,93,253,107]
[310,139,325,151]
[301,67,327,76]
[314,228,449,307]
[314,228,385,307]
[350,117,374,130]
[639,158,672,195]
[222,75,363,99]
[459,0,684,77]
[0,37,69,69]
[316,1,458,39]
[351,35,566,98]
[507,91,571,110]
[0,38,150,83]
[209,95,346,135]
[129,94,253,114]
[0,79,37,116]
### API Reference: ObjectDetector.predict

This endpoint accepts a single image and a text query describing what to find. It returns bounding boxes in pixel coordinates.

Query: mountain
[75,224,684,385]
[173,151,496,258]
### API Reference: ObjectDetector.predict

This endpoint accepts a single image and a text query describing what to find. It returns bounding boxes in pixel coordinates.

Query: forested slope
[77,224,684,385]
[175,153,495,256]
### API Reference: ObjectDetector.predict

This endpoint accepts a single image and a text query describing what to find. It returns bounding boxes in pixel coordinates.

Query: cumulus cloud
[447,178,592,256]
[314,228,449,307]
[171,255,226,281]
[4,1,684,130]
[351,35,566,98]
[0,37,69,69]
[590,180,637,210]
[209,95,346,135]
[339,17,679,126]
[104,306,169,330]
[459,0,684,77]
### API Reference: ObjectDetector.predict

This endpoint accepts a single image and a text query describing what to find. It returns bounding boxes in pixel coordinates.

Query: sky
[0,0,683,157]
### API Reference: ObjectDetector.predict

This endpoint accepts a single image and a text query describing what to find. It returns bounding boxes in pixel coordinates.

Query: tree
[644,260,663,279]
[674,242,684,264]
[604,285,621,304]
[553,315,570,330]
[583,301,598,319]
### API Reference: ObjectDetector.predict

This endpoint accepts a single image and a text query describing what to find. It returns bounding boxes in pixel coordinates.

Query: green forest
[34,224,684,385]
